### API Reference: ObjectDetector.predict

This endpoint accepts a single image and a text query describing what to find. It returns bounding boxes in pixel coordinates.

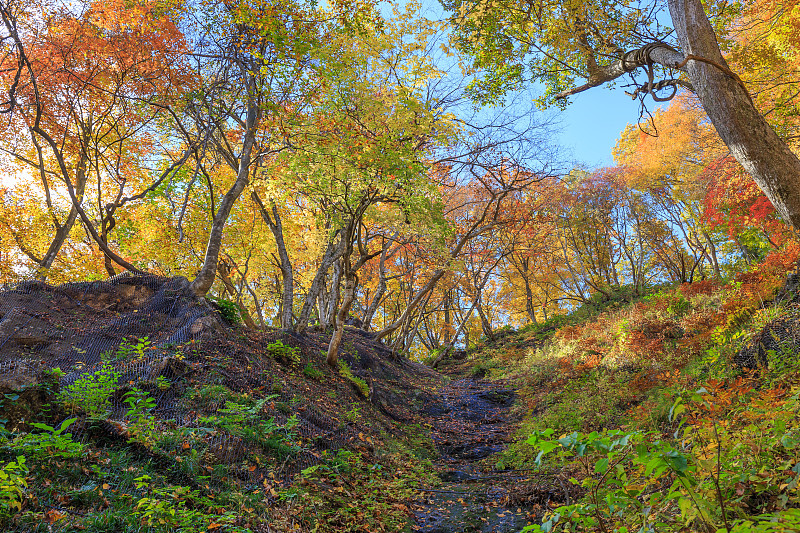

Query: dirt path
[412,378,537,532]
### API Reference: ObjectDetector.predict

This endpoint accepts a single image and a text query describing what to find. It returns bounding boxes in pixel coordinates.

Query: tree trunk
[326,272,356,366]
[477,298,494,340]
[316,277,330,329]
[36,153,88,275]
[668,0,800,230]
[432,259,502,367]
[443,290,452,344]
[375,269,447,341]
[244,280,267,328]
[295,233,345,334]
[326,259,343,330]
[703,230,721,279]
[432,290,482,368]
[523,278,538,325]
[362,238,394,331]
[217,261,258,329]
[190,96,259,297]
[252,192,294,329]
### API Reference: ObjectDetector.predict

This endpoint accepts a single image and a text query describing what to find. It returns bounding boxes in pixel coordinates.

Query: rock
[147,356,191,382]
[14,334,51,347]
[190,315,224,336]
[0,362,55,431]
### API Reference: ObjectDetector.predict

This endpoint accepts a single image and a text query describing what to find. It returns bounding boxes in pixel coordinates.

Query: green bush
[114,337,151,360]
[58,362,120,417]
[0,456,27,518]
[10,418,83,460]
[123,389,158,446]
[267,340,301,366]
[207,296,243,324]
[132,479,209,532]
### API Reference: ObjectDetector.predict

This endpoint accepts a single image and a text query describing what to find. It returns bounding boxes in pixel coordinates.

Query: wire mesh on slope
[0,273,413,491]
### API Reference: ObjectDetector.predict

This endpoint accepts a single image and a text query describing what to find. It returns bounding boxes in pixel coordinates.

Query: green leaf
[57,417,78,435]
[665,451,688,474]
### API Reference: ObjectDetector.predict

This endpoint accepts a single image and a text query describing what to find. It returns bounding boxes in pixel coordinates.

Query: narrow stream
[412,378,536,532]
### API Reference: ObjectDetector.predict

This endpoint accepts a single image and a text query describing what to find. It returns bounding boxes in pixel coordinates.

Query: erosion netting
[0,274,441,501]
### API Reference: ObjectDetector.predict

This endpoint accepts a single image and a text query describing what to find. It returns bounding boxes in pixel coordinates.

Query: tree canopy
[0,0,798,362]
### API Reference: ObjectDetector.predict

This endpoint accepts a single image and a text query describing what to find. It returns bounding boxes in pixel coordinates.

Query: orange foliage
[679,280,720,298]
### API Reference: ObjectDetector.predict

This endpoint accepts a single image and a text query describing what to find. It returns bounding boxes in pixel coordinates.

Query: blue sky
[557,88,644,168]
[410,0,645,171]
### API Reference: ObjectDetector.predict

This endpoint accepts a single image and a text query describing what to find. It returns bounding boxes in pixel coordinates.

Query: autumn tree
[170,0,326,297]
[443,0,800,231]
[0,0,189,278]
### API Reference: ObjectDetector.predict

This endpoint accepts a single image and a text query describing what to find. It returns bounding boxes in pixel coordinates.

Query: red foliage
[702,156,789,240]
[761,240,800,274]
[679,280,720,298]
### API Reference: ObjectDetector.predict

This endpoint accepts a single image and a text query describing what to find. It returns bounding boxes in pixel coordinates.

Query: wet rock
[423,402,451,416]
[415,380,535,532]
[441,470,474,482]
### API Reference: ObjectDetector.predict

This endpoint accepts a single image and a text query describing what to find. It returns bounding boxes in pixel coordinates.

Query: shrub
[0,456,27,518]
[132,481,209,531]
[58,362,120,417]
[267,340,301,366]
[207,296,242,324]
[114,337,151,360]
[123,389,158,447]
[10,418,83,460]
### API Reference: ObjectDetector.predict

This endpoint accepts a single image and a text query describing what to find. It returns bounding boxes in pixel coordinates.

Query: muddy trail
[412,378,541,532]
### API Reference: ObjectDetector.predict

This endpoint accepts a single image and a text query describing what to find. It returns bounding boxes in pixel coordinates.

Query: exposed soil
[0,275,561,532]
[0,275,443,482]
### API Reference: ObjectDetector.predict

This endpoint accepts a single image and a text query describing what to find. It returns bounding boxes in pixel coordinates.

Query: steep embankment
[8,271,800,533]
[445,271,800,532]
[0,275,445,532]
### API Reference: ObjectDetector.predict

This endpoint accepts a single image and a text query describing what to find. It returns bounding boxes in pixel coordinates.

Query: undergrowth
[471,252,800,532]
[0,335,434,533]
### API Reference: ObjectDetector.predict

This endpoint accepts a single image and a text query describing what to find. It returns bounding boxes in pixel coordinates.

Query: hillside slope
[0,275,444,532]
[444,269,800,532]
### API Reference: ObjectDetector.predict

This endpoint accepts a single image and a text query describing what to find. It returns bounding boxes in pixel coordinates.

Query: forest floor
[0,276,448,532]
[0,274,565,533]
[6,270,800,532]
[411,374,536,532]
